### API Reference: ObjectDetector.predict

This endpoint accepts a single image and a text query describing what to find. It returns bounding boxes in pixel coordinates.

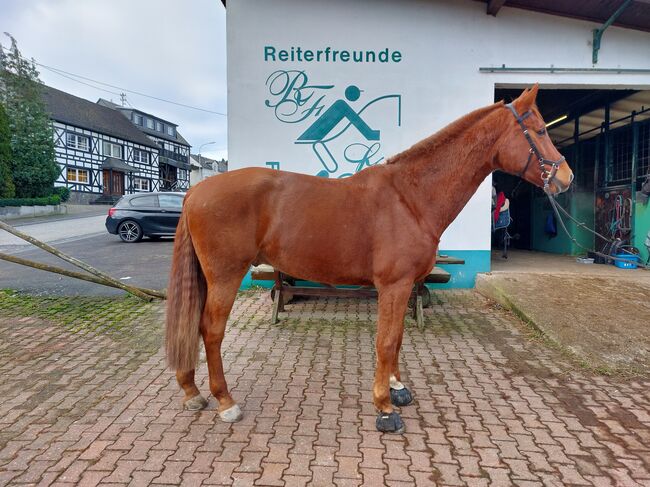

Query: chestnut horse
[166,85,573,433]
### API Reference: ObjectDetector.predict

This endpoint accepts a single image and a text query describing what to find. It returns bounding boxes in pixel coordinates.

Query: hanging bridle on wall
[506,103,566,193]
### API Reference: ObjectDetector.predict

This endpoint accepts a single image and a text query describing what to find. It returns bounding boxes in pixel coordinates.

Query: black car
[105,192,185,242]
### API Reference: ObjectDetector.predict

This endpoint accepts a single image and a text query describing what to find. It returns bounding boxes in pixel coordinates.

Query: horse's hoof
[184,394,208,411]
[219,404,243,423]
[376,412,405,434]
[390,386,413,407]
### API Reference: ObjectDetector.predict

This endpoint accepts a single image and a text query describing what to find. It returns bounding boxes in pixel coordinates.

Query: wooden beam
[487,0,507,16]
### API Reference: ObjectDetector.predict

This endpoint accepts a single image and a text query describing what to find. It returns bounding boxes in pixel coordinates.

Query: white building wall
[227,0,650,286]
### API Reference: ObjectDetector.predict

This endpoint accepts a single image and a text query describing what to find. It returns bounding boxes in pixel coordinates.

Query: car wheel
[117,220,143,243]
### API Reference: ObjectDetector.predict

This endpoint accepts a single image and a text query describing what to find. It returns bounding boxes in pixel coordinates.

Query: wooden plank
[436,255,465,264]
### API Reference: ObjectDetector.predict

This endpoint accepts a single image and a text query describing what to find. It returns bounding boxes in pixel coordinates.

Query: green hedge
[0,195,61,207]
[52,186,70,202]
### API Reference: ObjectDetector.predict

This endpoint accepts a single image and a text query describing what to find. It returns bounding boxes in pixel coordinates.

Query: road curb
[475,273,551,339]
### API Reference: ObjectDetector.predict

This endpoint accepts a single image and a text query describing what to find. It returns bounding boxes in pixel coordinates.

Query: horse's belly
[260,234,373,286]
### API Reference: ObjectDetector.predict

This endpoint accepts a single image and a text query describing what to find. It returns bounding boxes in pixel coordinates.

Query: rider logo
[264,70,401,178]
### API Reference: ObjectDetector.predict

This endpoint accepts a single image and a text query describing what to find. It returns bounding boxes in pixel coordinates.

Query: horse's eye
[536,128,546,136]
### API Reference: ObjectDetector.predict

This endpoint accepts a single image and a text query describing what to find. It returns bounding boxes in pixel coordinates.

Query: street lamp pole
[198,141,217,170]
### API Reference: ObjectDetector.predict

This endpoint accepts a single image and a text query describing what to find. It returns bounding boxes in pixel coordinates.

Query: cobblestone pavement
[0,290,649,486]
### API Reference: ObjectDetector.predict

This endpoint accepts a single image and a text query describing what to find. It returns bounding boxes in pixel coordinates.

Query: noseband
[506,103,565,193]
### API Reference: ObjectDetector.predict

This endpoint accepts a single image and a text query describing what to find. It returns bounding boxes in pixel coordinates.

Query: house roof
[221,1,650,33]
[190,153,219,170]
[475,0,650,33]
[96,98,190,147]
[42,86,158,149]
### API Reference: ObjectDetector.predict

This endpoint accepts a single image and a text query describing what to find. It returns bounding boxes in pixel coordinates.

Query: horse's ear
[515,83,539,111]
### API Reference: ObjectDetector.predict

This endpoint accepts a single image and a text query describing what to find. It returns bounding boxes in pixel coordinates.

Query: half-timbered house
[42,86,161,204]
[98,100,192,191]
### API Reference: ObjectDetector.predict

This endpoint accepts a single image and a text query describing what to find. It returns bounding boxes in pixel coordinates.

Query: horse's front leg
[373,281,412,433]
[389,331,413,408]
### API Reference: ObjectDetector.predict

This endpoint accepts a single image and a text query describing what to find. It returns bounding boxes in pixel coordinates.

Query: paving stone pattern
[0,290,649,486]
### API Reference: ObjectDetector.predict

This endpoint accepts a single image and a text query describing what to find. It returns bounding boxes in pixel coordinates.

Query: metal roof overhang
[478,0,650,33]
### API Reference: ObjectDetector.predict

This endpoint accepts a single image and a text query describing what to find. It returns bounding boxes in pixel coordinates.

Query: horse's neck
[389,108,504,241]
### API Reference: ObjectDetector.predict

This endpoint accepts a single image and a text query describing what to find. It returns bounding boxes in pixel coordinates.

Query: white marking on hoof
[219,404,243,423]
[184,394,208,411]
[390,375,405,390]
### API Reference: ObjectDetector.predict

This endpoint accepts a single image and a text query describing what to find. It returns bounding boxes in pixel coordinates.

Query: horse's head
[497,85,573,194]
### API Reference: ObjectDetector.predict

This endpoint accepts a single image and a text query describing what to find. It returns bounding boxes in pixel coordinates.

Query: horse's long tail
[165,210,206,371]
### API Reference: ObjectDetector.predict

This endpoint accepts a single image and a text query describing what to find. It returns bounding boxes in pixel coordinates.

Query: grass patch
[0,290,164,352]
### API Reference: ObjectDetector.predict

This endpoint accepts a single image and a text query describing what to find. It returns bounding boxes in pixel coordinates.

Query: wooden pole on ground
[0,220,165,300]
[0,252,166,299]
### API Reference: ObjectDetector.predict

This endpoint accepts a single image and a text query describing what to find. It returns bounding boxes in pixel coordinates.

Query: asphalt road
[0,218,174,296]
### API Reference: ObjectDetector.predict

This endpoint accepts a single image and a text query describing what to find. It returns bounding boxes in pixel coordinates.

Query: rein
[546,194,648,269]
[506,103,566,193]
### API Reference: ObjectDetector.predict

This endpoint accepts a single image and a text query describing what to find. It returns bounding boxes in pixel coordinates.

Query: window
[158,194,183,209]
[103,141,122,158]
[167,126,175,137]
[133,149,149,164]
[66,133,89,151]
[155,121,163,132]
[133,177,150,192]
[133,114,143,125]
[67,167,89,184]
[130,195,157,207]
[146,118,155,129]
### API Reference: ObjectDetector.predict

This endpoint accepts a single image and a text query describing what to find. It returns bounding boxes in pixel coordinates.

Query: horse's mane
[386,101,504,164]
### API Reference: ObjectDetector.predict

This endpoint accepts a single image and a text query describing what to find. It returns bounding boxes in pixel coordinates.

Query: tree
[0,33,58,198]
[0,103,14,197]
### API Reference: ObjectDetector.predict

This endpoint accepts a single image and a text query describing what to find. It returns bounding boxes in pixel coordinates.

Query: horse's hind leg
[177,370,208,410]
[201,277,243,422]
[373,282,412,433]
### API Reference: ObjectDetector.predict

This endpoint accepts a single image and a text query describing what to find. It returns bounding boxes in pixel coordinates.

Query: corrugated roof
[42,85,158,149]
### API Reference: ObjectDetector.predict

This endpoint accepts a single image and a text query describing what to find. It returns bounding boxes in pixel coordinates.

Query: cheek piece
[505,103,565,193]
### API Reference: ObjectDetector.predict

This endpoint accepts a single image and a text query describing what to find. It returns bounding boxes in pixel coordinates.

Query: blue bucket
[613,253,639,269]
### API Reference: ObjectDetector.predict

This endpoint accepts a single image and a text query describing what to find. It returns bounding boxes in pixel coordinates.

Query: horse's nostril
[569,172,574,183]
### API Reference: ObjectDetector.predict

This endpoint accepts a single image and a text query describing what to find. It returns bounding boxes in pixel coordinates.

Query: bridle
[506,103,565,193]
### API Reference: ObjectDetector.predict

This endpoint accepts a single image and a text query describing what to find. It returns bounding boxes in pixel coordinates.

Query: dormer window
[167,126,175,137]
[146,118,155,130]
[134,114,143,125]
[156,121,163,132]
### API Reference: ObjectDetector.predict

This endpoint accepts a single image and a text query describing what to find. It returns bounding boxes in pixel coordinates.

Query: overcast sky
[1,0,228,160]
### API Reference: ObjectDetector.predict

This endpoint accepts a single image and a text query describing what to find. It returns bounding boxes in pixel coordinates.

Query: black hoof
[376,411,405,434]
[390,387,413,407]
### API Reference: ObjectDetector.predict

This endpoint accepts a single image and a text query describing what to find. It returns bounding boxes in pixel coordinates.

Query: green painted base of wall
[239,250,491,290]
[634,199,650,265]
[531,191,594,256]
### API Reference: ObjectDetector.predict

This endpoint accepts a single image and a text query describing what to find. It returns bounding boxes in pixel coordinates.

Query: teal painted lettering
[340,51,350,62]
[264,46,276,61]
[304,50,314,61]
[392,51,402,62]
[378,49,389,63]
[365,50,376,62]
[265,70,334,123]
[278,50,289,61]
